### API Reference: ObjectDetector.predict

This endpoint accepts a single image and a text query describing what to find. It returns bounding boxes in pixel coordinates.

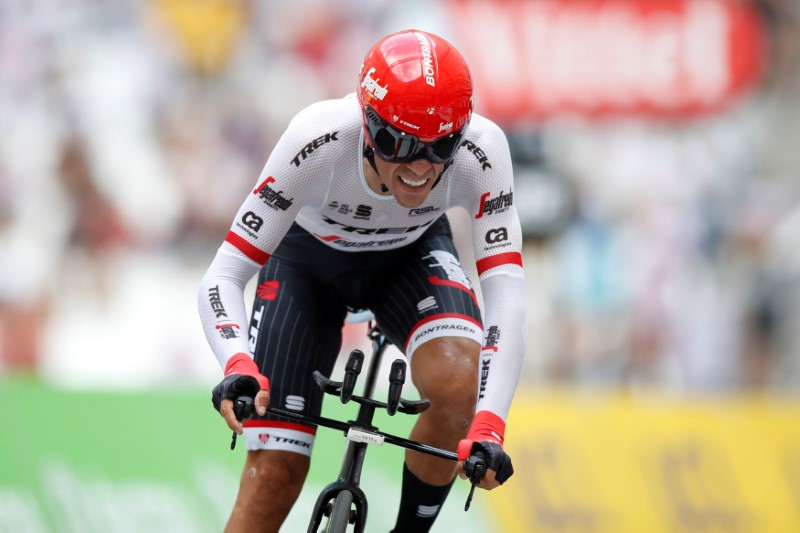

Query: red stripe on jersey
[428,276,479,307]
[476,252,523,276]
[225,231,271,265]
[314,233,341,242]
[243,420,317,435]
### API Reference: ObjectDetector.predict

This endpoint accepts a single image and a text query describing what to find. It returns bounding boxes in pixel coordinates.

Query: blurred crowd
[1,0,799,395]
[528,0,800,394]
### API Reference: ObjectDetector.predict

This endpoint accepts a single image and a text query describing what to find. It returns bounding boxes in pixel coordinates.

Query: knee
[412,337,479,423]
[240,451,308,503]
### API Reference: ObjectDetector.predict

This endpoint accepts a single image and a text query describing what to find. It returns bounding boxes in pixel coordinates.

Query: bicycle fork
[308,389,382,533]
[308,440,370,533]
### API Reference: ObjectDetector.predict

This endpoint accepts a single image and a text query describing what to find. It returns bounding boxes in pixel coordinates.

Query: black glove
[211,374,260,413]
[467,441,514,484]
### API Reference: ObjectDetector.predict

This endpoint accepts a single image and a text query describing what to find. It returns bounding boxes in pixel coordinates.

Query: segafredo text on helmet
[361,67,388,100]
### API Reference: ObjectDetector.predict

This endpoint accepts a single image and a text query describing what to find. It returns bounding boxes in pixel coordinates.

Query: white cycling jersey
[198,94,527,421]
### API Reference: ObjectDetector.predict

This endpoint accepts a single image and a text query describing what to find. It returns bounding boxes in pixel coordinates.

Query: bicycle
[228,316,489,533]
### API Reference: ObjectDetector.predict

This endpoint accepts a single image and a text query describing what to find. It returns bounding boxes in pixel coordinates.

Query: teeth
[400,176,428,188]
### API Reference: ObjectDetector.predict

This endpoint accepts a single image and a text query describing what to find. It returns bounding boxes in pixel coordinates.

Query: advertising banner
[488,391,800,533]
[448,0,767,122]
[4,380,798,532]
[0,379,490,532]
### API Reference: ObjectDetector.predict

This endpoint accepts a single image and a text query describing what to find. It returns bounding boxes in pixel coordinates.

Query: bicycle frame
[264,322,457,532]
[306,323,388,532]
[226,319,493,531]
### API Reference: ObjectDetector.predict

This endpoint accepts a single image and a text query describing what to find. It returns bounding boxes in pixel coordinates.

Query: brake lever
[463,452,487,511]
[230,395,254,450]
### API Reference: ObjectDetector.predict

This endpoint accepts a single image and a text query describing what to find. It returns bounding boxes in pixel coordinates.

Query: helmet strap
[363,144,389,193]
[430,161,452,190]
[363,143,379,174]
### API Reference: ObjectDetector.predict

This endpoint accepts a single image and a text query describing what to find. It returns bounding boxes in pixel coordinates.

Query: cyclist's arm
[198,180,301,369]
[474,273,526,419]
[455,246,525,489]
[464,116,528,424]
[197,102,331,370]
[452,116,527,487]
[198,249,261,368]
[198,239,271,432]
[197,111,328,428]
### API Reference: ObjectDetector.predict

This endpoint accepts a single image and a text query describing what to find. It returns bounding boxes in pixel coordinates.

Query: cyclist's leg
[226,255,347,533]
[388,337,479,532]
[373,218,483,531]
[405,336,480,482]
[228,451,309,533]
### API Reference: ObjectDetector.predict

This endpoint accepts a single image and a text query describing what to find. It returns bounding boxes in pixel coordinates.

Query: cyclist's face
[372,155,444,208]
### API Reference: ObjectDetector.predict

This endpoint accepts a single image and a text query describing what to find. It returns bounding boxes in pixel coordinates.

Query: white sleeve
[451,116,527,421]
[197,101,339,370]
[197,248,260,369]
[476,274,527,419]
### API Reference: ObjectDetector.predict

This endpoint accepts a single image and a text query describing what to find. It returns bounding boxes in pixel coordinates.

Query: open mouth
[399,176,428,189]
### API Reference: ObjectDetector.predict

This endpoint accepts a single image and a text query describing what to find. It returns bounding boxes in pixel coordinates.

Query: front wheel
[325,490,354,533]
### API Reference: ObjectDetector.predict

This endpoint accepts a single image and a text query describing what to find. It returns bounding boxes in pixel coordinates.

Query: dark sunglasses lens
[366,107,406,161]
[393,135,420,160]
[373,127,399,158]
[371,124,422,162]
[428,133,462,163]
[365,106,463,163]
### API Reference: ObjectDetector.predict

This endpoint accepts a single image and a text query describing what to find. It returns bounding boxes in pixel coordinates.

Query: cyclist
[198,29,526,532]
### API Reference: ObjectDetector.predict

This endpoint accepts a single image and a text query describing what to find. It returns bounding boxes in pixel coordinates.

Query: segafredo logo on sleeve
[361,67,389,100]
[483,325,501,352]
[252,176,294,211]
[475,190,513,219]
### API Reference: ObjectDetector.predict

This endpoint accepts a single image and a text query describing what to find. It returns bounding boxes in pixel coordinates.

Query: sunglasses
[363,106,466,164]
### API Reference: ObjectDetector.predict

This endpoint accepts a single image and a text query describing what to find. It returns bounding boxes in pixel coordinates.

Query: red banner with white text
[447,0,767,123]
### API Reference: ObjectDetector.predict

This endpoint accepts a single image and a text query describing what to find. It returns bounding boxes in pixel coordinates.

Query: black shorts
[241,215,483,454]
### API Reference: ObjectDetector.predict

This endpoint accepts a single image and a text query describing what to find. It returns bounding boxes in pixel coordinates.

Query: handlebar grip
[341,349,364,404]
[464,451,487,484]
[463,450,487,511]
[386,358,406,416]
[230,395,254,451]
[234,395,255,422]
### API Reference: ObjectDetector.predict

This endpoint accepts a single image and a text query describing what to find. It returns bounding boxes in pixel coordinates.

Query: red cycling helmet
[358,29,473,164]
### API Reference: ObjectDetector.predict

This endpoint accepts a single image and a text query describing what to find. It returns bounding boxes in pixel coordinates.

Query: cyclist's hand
[456,410,513,490]
[211,353,270,435]
[457,441,513,490]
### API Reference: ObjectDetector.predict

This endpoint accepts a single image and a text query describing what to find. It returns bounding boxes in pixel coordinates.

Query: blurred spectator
[58,135,130,256]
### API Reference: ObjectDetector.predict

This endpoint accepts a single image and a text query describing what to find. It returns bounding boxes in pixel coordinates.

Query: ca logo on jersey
[485,227,508,244]
[242,212,264,231]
